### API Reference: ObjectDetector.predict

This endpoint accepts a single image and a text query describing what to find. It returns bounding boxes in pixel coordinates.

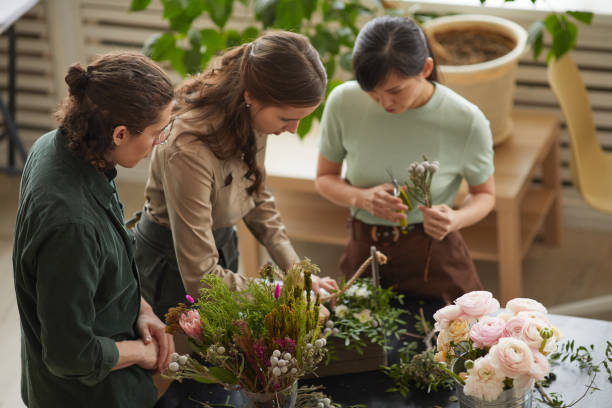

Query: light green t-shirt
[319,80,494,226]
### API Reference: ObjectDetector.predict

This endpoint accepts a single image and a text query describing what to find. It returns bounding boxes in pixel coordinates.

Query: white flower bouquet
[327,278,406,354]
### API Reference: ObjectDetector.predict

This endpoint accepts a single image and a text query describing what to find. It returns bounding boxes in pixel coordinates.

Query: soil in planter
[432,29,516,66]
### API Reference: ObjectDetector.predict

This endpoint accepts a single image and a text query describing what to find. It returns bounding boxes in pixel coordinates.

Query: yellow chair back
[547,53,612,213]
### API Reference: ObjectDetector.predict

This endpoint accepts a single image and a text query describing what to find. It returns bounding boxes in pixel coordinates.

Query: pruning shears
[386,169,413,230]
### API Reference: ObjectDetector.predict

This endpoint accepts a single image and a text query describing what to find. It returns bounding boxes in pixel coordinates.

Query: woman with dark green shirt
[12,52,175,407]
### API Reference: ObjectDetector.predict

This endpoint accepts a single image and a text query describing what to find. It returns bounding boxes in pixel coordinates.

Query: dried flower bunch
[404,156,439,208]
[433,291,562,402]
[403,155,439,280]
[162,259,328,394]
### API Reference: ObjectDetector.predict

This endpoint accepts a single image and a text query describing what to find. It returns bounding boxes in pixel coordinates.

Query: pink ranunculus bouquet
[433,291,561,402]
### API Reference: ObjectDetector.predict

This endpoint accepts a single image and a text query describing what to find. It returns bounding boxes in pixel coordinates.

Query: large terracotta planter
[424,14,527,146]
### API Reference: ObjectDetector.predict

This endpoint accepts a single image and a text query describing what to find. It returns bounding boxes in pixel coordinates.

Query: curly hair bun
[65,63,89,99]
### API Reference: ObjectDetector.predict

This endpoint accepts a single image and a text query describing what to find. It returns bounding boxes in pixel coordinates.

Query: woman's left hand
[311,275,339,295]
[136,300,175,373]
[311,275,339,307]
[419,204,458,241]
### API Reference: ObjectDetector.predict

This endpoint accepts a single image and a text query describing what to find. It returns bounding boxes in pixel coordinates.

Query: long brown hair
[174,31,327,194]
[55,52,174,171]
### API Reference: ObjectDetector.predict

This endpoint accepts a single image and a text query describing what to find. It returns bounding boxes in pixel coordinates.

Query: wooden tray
[306,336,388,378]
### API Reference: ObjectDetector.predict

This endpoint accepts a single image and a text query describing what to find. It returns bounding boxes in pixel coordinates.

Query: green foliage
[130,0,393,138]
[238,278,278,338]
[383,342,455,396]
[328,279,406,354]
[478,1,593,62]
[534,340,612,407]
[130,0,151,11]
[196,274,243,344]
[130,0,592,138]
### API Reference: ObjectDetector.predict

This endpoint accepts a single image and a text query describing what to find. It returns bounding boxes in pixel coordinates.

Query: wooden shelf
[462,186,558,261]
[271,188,350,246]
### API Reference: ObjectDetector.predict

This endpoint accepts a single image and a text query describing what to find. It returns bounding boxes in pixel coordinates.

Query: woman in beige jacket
[134,31,338,329]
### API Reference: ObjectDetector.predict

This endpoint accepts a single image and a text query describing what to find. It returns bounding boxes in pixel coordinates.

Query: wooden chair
[547,53,612,318]
[547,53,612,213]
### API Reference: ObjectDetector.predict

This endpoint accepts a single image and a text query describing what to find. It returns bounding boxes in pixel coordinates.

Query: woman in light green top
[316,16,496,303]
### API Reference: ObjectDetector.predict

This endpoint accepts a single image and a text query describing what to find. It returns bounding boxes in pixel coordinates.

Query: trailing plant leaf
[566,11,593,25]
[130,0,151,11]
[527,20,544,60]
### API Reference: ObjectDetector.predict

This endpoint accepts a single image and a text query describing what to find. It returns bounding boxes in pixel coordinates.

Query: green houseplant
[129,0,396,137]
[129,0,592,139]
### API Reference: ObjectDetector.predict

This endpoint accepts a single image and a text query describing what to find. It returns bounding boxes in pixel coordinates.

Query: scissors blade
[386,169,400,197]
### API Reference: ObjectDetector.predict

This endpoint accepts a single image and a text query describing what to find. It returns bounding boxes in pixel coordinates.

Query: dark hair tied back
[352,16,438,91]
[65,63,90,100]
[55,52,174,172]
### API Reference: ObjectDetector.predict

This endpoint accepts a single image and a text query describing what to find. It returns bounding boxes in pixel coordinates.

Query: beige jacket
[143,114,298,296]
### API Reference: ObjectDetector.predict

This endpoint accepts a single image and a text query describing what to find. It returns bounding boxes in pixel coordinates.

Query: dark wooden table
[155,303,612,408]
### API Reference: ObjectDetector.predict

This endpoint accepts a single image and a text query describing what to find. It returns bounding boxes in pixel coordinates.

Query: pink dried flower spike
[185,294,195,304]
[274,283,281,299]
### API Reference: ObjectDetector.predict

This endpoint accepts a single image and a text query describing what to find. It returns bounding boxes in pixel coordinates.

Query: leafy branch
[534,340,612,407]
[130,0,394,137]
[477,0,594,62]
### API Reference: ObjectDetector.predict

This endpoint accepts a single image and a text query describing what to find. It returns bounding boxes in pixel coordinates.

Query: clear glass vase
[452,359,533,408]
[455,381,533,408]
[237,380,298,408]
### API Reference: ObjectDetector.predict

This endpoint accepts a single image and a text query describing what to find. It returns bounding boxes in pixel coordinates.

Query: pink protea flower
[179,310,202,339]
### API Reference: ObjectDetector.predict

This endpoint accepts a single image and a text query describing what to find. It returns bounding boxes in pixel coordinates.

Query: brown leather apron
[339,217,483,304]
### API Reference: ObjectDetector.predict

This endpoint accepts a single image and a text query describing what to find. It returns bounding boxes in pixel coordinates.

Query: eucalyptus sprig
[535,340,612,408]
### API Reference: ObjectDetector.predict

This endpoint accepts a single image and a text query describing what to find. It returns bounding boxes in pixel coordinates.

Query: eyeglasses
[131,118,174,146]
[156,119,174,145]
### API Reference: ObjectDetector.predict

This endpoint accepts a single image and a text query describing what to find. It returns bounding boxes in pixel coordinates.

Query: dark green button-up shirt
[13,130,157,407]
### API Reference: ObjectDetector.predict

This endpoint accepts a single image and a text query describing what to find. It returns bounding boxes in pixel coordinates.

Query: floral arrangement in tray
[326,278,406,354]
[433,291,562,402]
[162,259,328,397]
